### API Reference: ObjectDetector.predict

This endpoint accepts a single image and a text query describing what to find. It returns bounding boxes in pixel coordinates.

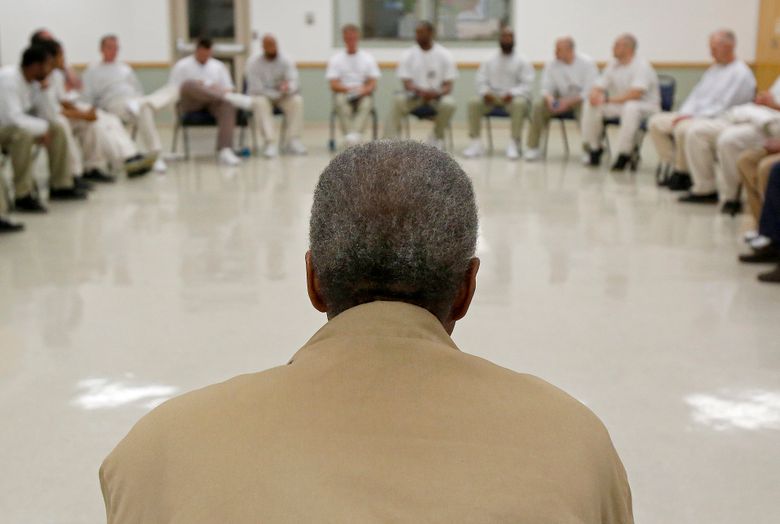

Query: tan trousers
[334,94,373,136]
[647,112,696,172]
[685,119,765,199]
[383,94,456,140]
[57,115,84,176]
[468,96,530,142]
[106,84,176,153]
[737,149,780,222]
[0,122,72,199]
[179,80,236,150]
[526,98,582,149]
[250,94,304,145]
[581,100,658,155]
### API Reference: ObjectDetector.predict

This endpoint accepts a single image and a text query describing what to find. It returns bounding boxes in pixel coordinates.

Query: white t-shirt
[397,43,457,91]
[595,56,660,106]
[476,51,535,99]
[679,60,755,118]
[326,50,380,90]
[169,55,234,90]
[82,61,143,110]
[0,66,50,136]
[540,53,599,99]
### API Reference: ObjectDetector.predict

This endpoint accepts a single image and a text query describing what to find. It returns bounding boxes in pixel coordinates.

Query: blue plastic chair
[402,104,454,151]
[542,109,578,158]
[483,105,511,154]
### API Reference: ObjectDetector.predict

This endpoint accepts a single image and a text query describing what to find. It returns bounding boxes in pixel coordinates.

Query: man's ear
[445,257,480,332]
[306,251,328,313]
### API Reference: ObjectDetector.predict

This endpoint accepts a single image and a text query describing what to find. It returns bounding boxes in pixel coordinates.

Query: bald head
[613,33,637,63]
[710,30,736,64]
[555,36,575,63]
[262,34,278,60]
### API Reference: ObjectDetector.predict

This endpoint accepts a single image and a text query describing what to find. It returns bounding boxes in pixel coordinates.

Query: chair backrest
[658,74,676,112]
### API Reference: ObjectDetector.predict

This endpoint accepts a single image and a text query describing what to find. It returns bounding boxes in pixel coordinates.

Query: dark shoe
[610,154,631,172]
[739,245,778,264]
[721,200,743,215]
[0,216,24,233]
[125,153,156,178]
[587,148,603,167]
[757,265,780,283]
[14,194,47,213]
[679,192,719,204]
[49,186,88,201]
[667,172,692,191]
[83,169,115,183]
[74,177,94,192]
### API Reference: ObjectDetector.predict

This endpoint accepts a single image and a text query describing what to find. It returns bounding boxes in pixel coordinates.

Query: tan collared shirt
[100,301,633,523]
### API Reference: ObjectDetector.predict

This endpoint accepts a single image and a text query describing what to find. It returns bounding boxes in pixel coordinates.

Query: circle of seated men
[1,23,778,282]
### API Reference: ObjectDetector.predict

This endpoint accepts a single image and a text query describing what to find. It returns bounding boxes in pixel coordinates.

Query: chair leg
[329,110,336,152]
[560,119,570,157]
[171,122,179,154]
[280,115,288,151]
[371,109,378,141]
[183,126,190,160]
[485,116,493,154]
[238,122,246,151]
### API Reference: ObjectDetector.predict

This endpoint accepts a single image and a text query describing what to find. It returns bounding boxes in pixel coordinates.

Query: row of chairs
[171,74,676,165]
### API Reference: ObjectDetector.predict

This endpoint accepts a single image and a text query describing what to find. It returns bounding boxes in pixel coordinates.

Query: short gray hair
[619,33,638,50]
[309,141,479,319]
[713,29,736,46]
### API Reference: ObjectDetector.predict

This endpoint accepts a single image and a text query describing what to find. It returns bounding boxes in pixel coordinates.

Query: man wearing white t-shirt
[326,24,380,147]
[246,35,307,158]
[462,27,535,160]
[82,35,173,172]
[679,78,780,213]
[581,34,660,171]
[524,37,598,162]
[383,21,457,150]
[649,30,755,192]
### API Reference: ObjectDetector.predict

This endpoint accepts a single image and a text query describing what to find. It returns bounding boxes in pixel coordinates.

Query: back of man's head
[21,45,49,68]
[309,141,479,321]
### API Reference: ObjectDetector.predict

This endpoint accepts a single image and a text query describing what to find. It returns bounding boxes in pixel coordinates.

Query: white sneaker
[742,230,759,243]
[263,143,278,158]
[345,132,362,146]
[462,139,484,158]
[224,92,253,111]
[523,148,542,162]
[153,158,167,173]
[749,235,771,250]
[506,141,520,160]
[286,138,307,155]
[218,147,241,166]
[581,153,591,165]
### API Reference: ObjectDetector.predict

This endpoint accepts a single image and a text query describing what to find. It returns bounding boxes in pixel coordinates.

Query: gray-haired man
[100,142,633,522]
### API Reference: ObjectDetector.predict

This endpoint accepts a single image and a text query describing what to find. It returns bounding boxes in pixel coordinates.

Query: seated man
[462,27,534,160]
[169,38,252,166]
[649,30,754,191]
[326,24,380,147]
[524,36,599,161]
[581,33,660,171]
[30,28,81,91]
[246,34,307,157]
[739,161,780,283]
[100,141,634,522]
[43,39,154,183]
[384,21,457,150]
[0,45,87,214]
[680,76,780,212]
[82,34,172,173]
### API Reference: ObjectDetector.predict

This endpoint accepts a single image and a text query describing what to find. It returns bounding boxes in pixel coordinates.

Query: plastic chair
[328,95,378,152]
[402,104,454,151]
[602,73,677,172]
[171,103,258,159]
[542,110,578,158]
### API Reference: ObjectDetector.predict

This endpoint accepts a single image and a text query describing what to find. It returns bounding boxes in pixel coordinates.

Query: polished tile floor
[1,125,779,523]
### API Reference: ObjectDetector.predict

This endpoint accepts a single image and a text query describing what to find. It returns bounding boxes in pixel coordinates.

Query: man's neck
[419,43,433,51]
[618,54,633,65]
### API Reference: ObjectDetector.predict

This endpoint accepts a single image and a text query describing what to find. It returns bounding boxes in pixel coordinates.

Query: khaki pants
[250,94,304,145]
[468,96,530,142]
[383,94,456,140]
[57,115,84,177]
[73,110,138,173]
[581,100,658,155]
[334,94,373,136]
[738,149,780,222]
[526,98,582,149]
[106,84,176,154]
[179,80,236,150]
[685,119,764,199]
[647,112,696,172]
[0,122,72,199]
